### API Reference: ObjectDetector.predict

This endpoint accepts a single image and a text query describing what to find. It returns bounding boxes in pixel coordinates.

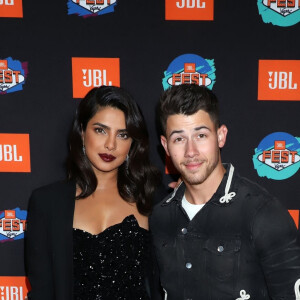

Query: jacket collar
[162,163,237,207]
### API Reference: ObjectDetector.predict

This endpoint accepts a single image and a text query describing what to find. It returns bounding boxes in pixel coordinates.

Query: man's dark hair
[159,84,220,135]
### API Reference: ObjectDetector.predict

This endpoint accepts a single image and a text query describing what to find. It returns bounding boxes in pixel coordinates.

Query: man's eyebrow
[194,126,211,132]
[169,126,211,138]
[92,122,127,132]
[169,130,184,138]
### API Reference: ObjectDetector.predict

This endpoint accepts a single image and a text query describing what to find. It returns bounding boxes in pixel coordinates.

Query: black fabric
[150,164,300,300]
[25,180,76,300]
[73,215,150,300]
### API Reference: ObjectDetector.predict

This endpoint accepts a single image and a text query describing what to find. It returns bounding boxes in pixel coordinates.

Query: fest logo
[0,209,27,242]
[0,134,31,172]
[0,0,23,18]
[0,276,30,299]
[258,60,300,101]
[258,0,300,26]
[162,54,216,91]
[165,0,214,20]
[253,132,300,180]
[72,57,120,98]
[0,58,27,95]
[67,0,117,17]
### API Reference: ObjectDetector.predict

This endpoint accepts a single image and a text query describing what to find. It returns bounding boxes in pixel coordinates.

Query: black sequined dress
[73,215,151,300]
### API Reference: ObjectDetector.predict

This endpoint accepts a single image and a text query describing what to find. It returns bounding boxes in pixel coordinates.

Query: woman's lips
[99,153,116,162]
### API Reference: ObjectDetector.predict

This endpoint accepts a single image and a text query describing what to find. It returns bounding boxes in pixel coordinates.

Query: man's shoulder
[151,190,175,219]
[235,173,272,197]
[233,173,277,212]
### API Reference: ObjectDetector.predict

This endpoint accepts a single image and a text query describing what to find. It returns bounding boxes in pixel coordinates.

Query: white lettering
[288,72,297,89]
[268,71,298,90]
[0,286,24,300]
[0,145,22,162]
[13,145,22,161]
[4,145,13,162]
[82,69,92,87]
[93,69,102,86]
[176,0,205,8]
[82,69,112,87]
[0,0,14,5]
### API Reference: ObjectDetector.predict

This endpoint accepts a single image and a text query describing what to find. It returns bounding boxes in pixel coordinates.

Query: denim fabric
[150,164,300,300]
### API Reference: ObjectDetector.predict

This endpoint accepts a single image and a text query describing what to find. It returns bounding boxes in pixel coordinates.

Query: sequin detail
[73,215,150,300]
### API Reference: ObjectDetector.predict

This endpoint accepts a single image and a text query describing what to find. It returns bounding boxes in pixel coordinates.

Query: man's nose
[184,139,199,158]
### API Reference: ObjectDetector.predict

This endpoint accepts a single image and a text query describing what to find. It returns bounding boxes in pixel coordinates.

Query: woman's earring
[83,145,86,155]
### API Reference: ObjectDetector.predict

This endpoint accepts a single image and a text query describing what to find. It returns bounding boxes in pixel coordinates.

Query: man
[150,84,300,299]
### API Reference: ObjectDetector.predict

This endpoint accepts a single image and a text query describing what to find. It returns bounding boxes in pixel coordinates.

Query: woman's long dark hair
[67,86,160,216]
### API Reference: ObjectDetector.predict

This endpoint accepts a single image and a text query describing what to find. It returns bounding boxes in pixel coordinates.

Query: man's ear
[160,135,170,156]
[217,125,228,148]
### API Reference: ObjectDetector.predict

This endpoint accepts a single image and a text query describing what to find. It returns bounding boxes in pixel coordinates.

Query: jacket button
[185,262,192,269]
[181,228,187,234]
[217,245,224,252]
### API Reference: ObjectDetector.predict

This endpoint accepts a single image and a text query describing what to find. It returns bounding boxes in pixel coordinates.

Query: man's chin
[182,174,206,186]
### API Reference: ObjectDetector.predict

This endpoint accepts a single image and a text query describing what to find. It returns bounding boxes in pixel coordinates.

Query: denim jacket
[150,164,300,300]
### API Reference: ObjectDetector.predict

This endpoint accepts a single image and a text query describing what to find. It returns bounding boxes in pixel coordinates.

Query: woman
[26,86,160,300]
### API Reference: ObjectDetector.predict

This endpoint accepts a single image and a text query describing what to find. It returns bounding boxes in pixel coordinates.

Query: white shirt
[181,194,205,220]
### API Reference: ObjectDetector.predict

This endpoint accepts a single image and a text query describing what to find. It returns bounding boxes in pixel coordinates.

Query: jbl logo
[0,0,22,18]
[82,69,112,87]
[176,0,205,8]
[268,71,297,90]
[72,57,120,98]
[0,134,30,172]
[165,0,213,20]
[258,60,300,101]
[0,286,25,300]
[0,145,22,162]
[0,0,14,5]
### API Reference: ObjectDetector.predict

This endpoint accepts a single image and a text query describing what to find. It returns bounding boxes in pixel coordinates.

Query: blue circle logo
[253,132,300,180]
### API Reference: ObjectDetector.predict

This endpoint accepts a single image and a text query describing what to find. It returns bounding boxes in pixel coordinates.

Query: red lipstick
[99,153,116,162]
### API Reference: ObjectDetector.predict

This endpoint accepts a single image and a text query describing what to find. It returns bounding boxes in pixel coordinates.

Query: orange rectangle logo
[184,63,196,73]
[0,0,23,18]
[0,60,8,69]
[288,210,299,229]
[165,0,214,20]
[0,276,30,298]
[0,134,31,172]
[5,210,16,219]
[258,60,300,101]
[274,140,285,150]
[72,57,120,99]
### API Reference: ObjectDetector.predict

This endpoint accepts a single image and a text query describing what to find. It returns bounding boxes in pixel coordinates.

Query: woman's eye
[95,128,105,134]
[118,133,129,139]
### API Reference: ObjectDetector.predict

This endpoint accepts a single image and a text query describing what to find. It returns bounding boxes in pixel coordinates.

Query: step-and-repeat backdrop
[1,0,300,297]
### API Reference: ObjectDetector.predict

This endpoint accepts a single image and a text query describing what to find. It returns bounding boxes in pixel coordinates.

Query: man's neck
[184,163,226,205]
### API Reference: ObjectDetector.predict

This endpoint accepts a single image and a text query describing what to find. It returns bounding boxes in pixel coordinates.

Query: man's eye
[198,134,206,138]
[174,137,183,142]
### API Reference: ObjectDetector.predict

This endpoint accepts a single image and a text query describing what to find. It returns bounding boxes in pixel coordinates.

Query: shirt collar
[162,163,237,207]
